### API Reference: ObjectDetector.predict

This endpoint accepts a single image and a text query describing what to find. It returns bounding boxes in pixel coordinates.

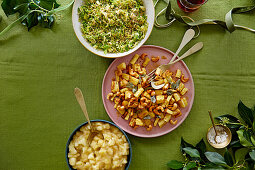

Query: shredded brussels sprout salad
[78,0,148,53]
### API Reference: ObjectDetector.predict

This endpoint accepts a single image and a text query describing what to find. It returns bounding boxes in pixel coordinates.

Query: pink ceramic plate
[102,45,194,138]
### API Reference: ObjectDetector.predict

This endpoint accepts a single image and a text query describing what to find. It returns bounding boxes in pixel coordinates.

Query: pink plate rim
[102,45,195,138]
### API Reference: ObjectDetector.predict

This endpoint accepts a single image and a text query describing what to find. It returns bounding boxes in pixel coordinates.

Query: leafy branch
[0,0,74,37]
[167,101,255,169]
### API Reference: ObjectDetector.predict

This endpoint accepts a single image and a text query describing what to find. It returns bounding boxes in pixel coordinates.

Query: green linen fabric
[0,0,255,169]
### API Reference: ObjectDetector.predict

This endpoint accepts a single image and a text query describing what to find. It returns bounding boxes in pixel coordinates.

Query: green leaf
[205,152,227,165]
[238,100,253,127]
[251,136,255,146]
[25,11,39,30]
[216,114,239,123]
[202,167,226,170]
[45,0,74,16]
[0,10,31,37]
[166,160,184,169]
[234,148,249,163]
[196,139,206,154]
[237,129,253,147]
[38,14,54,28]
[253,121,255,133]
[249,150,255,161]
[215,114,241,129]
[183,147,200,158]
[228,140,242,148]
[195,139,207,162]
[247,160,255,170]
[13,3,30,15]
[180,137,194,154]
[243,130,253,145]
[0,0,73,36]
[184,162,196,169]
[224,149,233,166]
[202,163,226,169]
[33,0,60,10]
[165,0,173,21]
[1,0,28,16]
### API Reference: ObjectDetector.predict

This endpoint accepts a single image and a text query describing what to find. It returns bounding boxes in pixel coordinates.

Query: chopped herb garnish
[151,96,156,103]
[136,109,142,114]
[139,75,142,84]
[166,77,172,83]
[143,115,151,120]
[132,86,138,93]
[126,82,138,93]
[126,82,134,88]
[138,74,146,84]
[145,87,154,91]
[166,89,174,96]
[171,79,180,90]
[156,115,161,119]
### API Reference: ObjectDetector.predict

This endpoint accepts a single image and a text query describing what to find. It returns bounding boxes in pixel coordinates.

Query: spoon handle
[74,87,92,129]
[208,111,218,136]
[169,29,195,63]
[169,42,203,65]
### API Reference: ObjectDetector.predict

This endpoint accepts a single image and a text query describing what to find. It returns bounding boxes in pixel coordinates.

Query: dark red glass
[177,0,207,12]
[188,0,206,4]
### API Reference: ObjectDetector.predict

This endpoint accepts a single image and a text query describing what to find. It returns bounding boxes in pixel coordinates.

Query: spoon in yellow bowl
[74,87,102,145]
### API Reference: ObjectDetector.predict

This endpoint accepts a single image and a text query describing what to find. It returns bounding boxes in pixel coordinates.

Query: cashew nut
[181,74,189,83]
[149,106,155,112]
[170,119,178,125]
[156,106,164,112]
[117,105,125,111]
[141,53,147,60]
[170,103,178,111]
[107,93,113,100]
[128,97,138,108]
[151,56,160,62]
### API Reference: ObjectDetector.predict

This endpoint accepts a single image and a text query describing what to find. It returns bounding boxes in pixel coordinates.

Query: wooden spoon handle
[169,29,195,63]
[208,111,218,136]
[74,87,92,129]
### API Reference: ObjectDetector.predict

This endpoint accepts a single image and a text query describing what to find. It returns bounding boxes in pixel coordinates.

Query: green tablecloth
[0,0,255,169]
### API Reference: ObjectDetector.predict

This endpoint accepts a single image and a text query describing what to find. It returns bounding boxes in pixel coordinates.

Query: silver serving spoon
[151,42,203,89]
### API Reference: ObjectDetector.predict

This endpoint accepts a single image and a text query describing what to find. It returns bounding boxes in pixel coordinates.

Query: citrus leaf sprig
[0,0,74,37]
[167,101,255,170]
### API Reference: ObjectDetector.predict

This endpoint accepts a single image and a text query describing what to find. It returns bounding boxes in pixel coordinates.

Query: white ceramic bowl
[72,0,155,58]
